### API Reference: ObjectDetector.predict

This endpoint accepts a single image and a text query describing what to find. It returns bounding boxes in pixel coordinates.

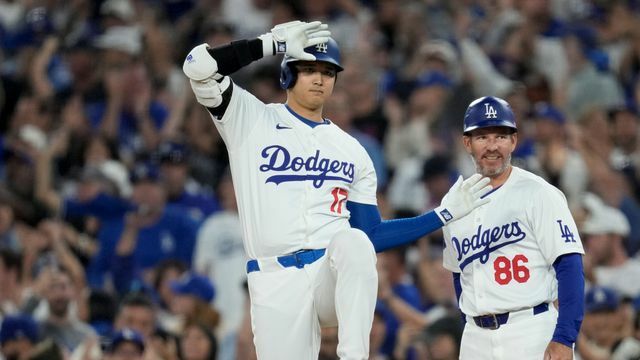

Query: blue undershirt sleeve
[453,272,466,323]
[453,272,462,303]
[551,253,584,347]
[346,201,444,252]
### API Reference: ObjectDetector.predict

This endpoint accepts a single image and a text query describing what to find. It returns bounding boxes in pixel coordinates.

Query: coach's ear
[510,131,518,150]
[462,134,472,154]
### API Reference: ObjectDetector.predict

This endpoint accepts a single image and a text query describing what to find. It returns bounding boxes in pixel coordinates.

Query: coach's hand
[259,21,331,60]
[435,174,491,224]
[544,341,573,360]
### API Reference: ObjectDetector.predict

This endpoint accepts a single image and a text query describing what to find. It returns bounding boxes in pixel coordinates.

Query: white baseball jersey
[210,84,378,259]
[442,166,584,316]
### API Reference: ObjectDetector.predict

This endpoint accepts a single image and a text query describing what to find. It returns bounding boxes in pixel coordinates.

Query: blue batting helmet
[463,96,517,134]
[279,38,344,89]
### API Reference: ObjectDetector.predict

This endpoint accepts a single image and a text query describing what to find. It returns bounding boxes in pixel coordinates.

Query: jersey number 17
[331,188,348,214]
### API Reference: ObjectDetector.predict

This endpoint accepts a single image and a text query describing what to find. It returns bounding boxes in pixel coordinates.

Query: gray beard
[472,153,512,177]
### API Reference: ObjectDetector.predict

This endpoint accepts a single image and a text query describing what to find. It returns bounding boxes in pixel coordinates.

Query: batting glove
[435,174,492,224]
[258,21,331,61]
[183,43,223,82]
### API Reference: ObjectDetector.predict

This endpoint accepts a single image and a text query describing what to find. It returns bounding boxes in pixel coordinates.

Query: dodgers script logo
[452,222,526,270]
[259,145,355,188]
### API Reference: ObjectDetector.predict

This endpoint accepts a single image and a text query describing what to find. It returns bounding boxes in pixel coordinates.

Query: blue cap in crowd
[170,272,215,303]
[3,7,54,50]
[414,71,453,90]
[585,286,619,313]
[533,102,565,125]
[108,328,145,354]
[0,314,39,345]
[157,142,189,165]
[130,162,160,183]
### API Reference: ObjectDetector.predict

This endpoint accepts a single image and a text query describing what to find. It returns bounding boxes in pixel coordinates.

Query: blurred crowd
[1,0,640,359]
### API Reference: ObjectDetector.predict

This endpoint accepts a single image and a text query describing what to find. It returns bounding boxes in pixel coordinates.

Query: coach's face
[290,61,337,111]
[463,126,517,179]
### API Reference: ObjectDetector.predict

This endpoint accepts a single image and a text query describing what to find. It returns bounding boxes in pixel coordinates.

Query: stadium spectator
[577,286,640,359]
[193,171,244,360]
[104,328,146,360]
[36,268,95,352]
[581,194,640,299]
[178,322,217,360]
[156,141,220,223]
[0,249,24,318]
[0,314,40,359]
[168,272,219,332]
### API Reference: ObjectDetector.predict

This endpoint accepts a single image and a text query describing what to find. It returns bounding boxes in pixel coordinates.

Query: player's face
[289,61,337,111]
[463,127,517,179]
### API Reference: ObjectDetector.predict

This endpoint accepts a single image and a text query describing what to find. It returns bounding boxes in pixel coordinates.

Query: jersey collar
[480,166,519,198]
[481,185,502,199]
[285,104,330,128]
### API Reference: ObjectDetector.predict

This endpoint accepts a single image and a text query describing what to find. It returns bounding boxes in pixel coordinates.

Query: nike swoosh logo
[276,124,292,130]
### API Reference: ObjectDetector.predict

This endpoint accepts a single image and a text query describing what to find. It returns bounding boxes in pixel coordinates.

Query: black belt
[473,303,549,330]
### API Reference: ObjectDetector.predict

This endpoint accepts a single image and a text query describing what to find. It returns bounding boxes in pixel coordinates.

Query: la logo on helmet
[484,103,497,119]
[316,43,328,53]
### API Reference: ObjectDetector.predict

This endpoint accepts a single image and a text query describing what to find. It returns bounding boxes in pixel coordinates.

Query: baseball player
[442,96,585,360]
[182,21,492,360]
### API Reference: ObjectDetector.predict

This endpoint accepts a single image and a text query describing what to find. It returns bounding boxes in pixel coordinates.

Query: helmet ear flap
[279,63,298,89]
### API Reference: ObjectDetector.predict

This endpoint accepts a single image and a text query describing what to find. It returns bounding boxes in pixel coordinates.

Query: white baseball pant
[460,304,566,360]
[247,228,378,360]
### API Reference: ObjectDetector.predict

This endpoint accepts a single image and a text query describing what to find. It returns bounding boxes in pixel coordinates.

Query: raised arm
[34,129,70,214]
[182,21,331,116]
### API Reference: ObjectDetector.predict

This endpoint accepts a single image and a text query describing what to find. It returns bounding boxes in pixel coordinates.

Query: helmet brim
[463,120,517,134]
[283,58,344,72]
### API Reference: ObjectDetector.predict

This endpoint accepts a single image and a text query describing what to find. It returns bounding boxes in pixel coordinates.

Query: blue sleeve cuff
[551,329,576,348]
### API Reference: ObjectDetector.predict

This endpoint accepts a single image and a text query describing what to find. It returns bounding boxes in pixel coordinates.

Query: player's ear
[510,131,518,149]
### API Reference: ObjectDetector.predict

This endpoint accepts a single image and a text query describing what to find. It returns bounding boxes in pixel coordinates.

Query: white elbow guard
[183,43,222,81]
[189,77,231,108]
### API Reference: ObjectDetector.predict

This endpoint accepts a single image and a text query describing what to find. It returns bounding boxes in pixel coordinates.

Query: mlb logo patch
[277,41,287,53]
[440,209,453,222]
